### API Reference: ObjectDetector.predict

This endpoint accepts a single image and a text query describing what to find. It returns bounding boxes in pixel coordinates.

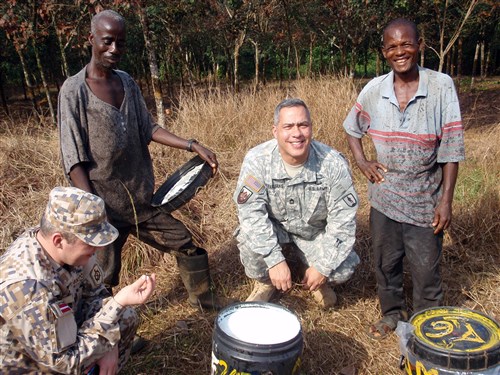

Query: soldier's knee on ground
[330,251,360,284]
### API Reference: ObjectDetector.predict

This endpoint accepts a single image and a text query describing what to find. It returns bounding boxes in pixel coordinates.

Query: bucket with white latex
[211,302,303,375]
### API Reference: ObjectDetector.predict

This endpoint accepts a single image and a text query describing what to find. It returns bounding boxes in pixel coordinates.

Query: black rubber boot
[175,248,235,311]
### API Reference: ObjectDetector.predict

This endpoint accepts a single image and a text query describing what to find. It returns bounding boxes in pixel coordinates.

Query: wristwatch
[186,139,198,152]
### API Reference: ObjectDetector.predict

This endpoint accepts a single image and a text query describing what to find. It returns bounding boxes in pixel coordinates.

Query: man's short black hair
[91,9,125,35]
[382,18,419,45]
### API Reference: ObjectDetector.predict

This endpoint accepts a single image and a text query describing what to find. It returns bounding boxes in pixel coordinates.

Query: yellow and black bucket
[402,307,500,375]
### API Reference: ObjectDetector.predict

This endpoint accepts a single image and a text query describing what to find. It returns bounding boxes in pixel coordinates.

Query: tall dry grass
[0,77,498,375]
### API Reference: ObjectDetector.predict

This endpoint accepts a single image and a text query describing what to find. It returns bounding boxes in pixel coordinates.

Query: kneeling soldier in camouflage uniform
[234,98,360,309]
[0,186,156,374]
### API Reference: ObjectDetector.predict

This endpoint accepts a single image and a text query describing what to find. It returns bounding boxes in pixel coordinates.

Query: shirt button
[289,199,294,204]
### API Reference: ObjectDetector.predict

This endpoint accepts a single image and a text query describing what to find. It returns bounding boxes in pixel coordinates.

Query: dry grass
[0,77,498,375]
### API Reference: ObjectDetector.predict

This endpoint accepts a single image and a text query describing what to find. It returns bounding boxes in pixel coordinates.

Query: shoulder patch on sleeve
[244,175,264,193]
[237,186,253,204]
[342,193,358,208]
[90,263,103,286]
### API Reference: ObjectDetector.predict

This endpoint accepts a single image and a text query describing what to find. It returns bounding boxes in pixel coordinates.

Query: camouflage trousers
[117,306,139,371]
[238,239,360,284]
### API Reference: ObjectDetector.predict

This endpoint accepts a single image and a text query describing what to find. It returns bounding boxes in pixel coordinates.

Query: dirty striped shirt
[343,67,465,226]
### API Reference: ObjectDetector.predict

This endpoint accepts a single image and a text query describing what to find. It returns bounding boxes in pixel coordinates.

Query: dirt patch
[459,80,500,129]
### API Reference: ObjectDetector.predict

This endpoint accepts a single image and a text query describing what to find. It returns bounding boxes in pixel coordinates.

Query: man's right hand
[356,159,387,184]
[268,261,292,292]
[113,274,156,307]
[346,134,387,184]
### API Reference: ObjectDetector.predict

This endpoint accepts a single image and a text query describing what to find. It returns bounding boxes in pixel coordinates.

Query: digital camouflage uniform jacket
[0,229,138,374]
[234,139,359,280]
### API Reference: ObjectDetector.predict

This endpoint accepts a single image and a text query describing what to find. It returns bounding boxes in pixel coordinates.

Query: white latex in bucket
[218,302,301,344]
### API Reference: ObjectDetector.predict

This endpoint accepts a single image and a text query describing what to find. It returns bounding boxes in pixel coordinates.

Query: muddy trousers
[370,208,443,318]
[96,210,229,310]
[96,210,193,288]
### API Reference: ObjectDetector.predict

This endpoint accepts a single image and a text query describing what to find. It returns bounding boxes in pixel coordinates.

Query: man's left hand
[432,201,452,234]
[193,142,218,175]
[95,345,119,375]
[301,267,327,291]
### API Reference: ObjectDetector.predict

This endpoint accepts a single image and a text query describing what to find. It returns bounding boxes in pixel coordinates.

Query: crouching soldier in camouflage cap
[0,186,156,374]
[233,98,360,309]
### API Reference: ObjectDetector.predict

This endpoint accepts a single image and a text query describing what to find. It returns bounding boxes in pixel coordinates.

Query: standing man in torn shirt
[343,18,465,339]
[0,186,156,374]
[234,98,360,309]
[57,9,230,310]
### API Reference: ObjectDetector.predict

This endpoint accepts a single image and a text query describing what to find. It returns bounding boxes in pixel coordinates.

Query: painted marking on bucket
[212,358,252,375]
[411,307,500,352]
[405,359,439,375]
[212,354,302,375]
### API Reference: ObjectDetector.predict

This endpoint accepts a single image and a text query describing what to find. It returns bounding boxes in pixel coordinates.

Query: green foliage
[0,0,498,95]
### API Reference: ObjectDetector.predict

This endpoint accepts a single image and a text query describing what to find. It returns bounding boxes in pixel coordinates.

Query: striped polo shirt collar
[380,66,429,105]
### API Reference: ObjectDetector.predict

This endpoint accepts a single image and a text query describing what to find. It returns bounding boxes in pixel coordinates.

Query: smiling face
[273,105,312,166]
[382,22,421,77]
[89,15,126,70]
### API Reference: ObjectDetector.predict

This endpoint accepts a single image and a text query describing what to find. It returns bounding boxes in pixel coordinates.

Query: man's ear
[88,32,94,45]
[272,125,278,139]
[52,232,64,249]
[417,37,424,51]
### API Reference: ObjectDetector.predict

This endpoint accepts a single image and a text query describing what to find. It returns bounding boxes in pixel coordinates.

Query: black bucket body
[403,307,500,375]
[211,302,303,375]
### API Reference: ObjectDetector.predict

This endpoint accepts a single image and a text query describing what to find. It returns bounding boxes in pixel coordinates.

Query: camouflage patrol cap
[45,186,118,246]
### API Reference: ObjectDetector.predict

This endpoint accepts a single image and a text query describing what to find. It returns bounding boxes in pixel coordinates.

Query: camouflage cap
[45,186,118,246]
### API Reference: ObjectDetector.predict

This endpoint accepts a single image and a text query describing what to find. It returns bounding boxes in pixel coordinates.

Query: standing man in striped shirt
[343,18,465,340]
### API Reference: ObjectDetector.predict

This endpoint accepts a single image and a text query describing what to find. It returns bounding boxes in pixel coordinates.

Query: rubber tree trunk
[294,44,301,79]
[349,49,356,79]
[0,68,9,116]
[14,44,39,114]
[33,39,56,125]
[137,2,165,127]
[54,16,70,78]
[251,39,260,94]
[308,35,314,77]
[470,42,480,89]
[420,39,426,68]
[233,30,246,93]
[484,48,491,78]
[456,38,463,94]
[376,52,381,76]
[480,40,485,79]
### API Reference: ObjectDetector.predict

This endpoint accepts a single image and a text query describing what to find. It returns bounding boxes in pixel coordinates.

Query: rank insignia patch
[237,186,253,204]
[342,193,357,207]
